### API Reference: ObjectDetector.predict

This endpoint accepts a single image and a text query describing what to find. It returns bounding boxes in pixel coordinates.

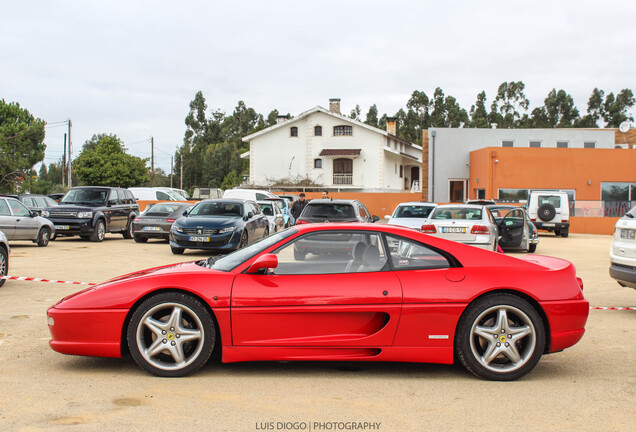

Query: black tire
[126,291,216,377]
[293,247,306,261]
[263,226,269,239]
[455,293,545,381]
[79,235,90,240]
[560,228,569,238]
[134,235,148,243]
[171,247,184,255]
[90,220,106,242]
[238,230,248,249]
[0,246,7,288]
[37,227,51,247]
[528,243,537,253]
[123,219,134,239]
[537,204,556,222]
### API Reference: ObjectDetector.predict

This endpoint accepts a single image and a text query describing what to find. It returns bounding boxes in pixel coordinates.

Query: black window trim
[380,232,462,271]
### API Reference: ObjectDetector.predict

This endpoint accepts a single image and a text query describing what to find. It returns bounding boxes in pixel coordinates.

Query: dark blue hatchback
[169,199,269,254]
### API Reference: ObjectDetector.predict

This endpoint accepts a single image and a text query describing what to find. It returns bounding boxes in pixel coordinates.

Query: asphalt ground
[0,232,634,431]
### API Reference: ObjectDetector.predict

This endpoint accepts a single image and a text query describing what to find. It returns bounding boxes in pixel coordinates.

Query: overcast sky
[2,0,635,173]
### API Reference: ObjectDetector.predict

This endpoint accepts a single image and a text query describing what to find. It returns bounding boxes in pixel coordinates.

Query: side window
[22,197,35,207]
[385,234,451,270]
[34,197,48,207]
[8,199,31,217]
[250,203,261,215]
[272,231,387,275]
[156,191,172,201]
[0,200,10,216]
[108,189,119,204]
[117,189,128,204]
[255,193,270,200]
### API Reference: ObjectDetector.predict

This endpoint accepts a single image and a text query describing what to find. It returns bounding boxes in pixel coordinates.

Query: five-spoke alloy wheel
[127,292,216,377]
[455,294,545,381]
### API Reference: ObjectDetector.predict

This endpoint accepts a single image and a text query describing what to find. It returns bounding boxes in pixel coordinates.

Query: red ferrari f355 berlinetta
[47,223,588,380]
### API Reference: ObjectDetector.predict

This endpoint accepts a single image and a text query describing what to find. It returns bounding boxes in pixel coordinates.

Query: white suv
[528,191,570,237]
[610,205,636,290]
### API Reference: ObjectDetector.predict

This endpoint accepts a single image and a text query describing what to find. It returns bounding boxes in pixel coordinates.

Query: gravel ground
[0,233,634,432]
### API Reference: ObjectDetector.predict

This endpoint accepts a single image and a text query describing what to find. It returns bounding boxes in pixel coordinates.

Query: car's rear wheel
[560,228,569,238]
[455,293,545,381]
[0,247,7,287]
[134,235,148,243]
[238,231,248,249]
[90,220,106,242]
[127,292,216,377]
[123,220,134,239]
[171,247,184,255]
[37,227,51,247]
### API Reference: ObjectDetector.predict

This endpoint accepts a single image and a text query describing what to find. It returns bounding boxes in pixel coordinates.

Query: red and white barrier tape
[590,306,635,311]
[1,275,96,286]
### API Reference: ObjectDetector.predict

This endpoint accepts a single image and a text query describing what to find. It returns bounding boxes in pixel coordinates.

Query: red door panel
[231,272,402,346]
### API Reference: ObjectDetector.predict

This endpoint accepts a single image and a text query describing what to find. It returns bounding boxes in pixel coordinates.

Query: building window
[502,140,514,147]
[602,182,630,201]
[475,189,486,199]
[584,141,596,149]
[557,141,568,148]
[314,158,322,168]
[498,189,530,201]
[290,126,298,137]
[333,158,353,185]
[333,125,352,136]
[529,141,541,148]
[314,125,322,136]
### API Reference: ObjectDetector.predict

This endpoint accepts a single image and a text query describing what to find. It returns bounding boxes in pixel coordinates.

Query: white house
[241,99,422,192]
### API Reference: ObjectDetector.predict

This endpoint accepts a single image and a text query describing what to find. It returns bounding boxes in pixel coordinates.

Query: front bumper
[48,217,94,236]
[170,229,240,251]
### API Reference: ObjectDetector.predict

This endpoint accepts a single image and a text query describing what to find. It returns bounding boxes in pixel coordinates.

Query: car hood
[175,216,242,229]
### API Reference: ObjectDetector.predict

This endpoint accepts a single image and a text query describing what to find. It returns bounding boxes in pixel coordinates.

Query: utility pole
[62,133,67,188]
[67,119,72,187]
[170,156,173,188]
[180,154,183,189]
[150,136,155,186]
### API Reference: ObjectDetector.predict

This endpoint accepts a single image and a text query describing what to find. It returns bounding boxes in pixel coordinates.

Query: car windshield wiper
[625,213,634,218]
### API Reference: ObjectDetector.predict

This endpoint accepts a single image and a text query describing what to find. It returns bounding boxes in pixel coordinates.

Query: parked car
[277,194,300,203]
[48,193,66,202]
[222,188,277,201]
[44,187,139,242]
[266,197,293,227]
[192,187,223,200]
[295,199,379,224]
[609,205,636,289]
[157,187,190,200]
[47,223,589,380]
[169,199,269,254]
[257,200,285,233]
[132,202,193,243]
[0,194,58,215]
[128,187,187,202]
[0,197,55,247]
[421,204,499,251]
[487,205,539,253]
[386,202,438,230]
[528,191,570,237]
[0,230,9,287]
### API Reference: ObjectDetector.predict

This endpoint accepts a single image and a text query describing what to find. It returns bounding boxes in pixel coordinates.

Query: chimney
[329,98,341,115]
[277,115,289,124]
[386,117,397,135]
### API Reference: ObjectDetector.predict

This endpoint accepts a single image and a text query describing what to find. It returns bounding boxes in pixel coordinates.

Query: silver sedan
[0,197,55,247]
[421,204,498,251]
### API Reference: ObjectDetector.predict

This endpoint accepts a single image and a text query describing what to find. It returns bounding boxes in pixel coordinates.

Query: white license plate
[442,227,466,233]
[542,223,555,227]
[620,229,635,240]
[54,225,69,230]
[188,236,210,242]
[143,226,162,231]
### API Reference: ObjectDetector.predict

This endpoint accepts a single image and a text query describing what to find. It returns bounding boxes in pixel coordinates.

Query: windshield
[431,207,483,221]
[624,206,636,218]
[60,188,108,205]
[189,201,243,217]
[303,203,355,218]
[202,228,298,271]
[166,190,186,200]
[394,205,434,219]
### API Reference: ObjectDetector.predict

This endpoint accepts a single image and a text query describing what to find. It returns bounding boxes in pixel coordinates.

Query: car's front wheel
[0,247,7,287]
[238,230,248,249]
[37,227,51,247]
[455,293,545,381]
[134,235,148,243]
[127,292,216,377]
[171,246,184,255]
[90,220,106,242]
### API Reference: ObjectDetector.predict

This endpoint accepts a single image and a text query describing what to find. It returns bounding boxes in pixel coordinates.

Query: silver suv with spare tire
[527,191,570,237]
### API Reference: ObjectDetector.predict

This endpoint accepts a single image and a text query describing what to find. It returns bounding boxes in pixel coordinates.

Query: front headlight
[41,210,50,217]
[219,226,236,234]
[172,225,184,233]
[77,211,92,218]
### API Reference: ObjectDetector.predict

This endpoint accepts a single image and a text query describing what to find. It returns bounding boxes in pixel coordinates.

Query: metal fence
[333,174,353,185]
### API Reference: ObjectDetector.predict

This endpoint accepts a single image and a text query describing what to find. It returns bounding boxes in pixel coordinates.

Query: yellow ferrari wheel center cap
[499,335,507,343]
[167,333,175,341]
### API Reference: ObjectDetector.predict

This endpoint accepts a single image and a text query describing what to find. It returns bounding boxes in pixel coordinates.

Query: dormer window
[290,126,298,137]
[333,125,352,136]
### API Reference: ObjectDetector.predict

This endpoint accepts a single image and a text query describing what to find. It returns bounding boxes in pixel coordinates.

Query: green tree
[73,134,149,187]
[266,109,280,126]
[469,91,490,128]
[492,81,529,128]
[349,104,361,121]
[221,170,240,189]
[406,90,431,142]
[0,100,46,192]
[364,104,379,128]
[542,89,580,127]
[602,89,635,127]
[430,87,447,127]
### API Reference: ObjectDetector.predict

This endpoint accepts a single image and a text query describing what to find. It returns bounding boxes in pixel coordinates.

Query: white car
[256,200,285,234]
[610,205,636,289]
[223,188,277,201]
[128,188,187,202]
[386,202,437,230]
[528,191,570,237]
[421,204,498,251]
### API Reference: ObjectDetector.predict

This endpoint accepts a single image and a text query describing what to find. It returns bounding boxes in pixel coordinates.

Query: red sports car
[47,224,588,381]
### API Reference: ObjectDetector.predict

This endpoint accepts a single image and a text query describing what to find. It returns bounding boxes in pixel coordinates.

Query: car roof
[306,199,358,205]
[200,198,247,204]
[434,204,484,210]
[396,202,437,206]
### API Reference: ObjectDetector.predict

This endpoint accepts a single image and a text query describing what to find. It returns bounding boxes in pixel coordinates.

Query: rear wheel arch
[120,288,222,358]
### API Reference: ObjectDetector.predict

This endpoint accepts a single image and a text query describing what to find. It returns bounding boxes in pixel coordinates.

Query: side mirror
[247,211,254,219]
[182,210,189,216]
[372,215,380,222]
[29,211,37,218]
[246,253,278,274]
[107,200,117,206]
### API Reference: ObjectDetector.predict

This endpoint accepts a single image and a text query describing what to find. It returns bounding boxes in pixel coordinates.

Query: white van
[128,188,187,202]
[222,188,277,201]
